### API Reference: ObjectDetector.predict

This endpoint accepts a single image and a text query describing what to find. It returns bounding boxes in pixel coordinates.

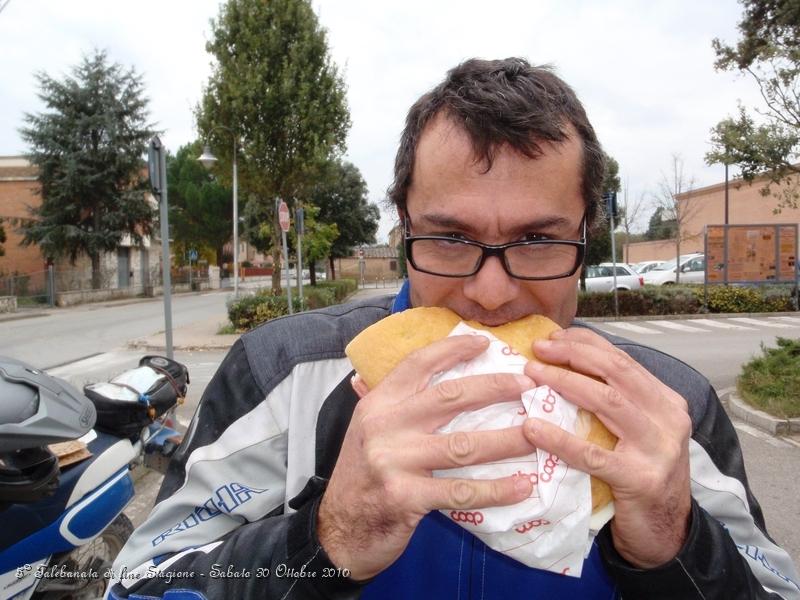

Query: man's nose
[461,255,519,311]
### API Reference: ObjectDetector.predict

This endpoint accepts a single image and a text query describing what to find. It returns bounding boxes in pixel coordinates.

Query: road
[2,300,799,569]
[0,291,231,369]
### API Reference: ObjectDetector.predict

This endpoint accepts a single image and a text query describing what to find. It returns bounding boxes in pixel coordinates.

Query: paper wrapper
[432,322,596,577]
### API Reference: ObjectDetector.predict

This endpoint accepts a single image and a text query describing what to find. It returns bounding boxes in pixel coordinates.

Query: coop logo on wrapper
[431,322,596,577]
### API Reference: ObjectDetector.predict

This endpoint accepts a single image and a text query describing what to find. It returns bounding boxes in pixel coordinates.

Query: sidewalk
[125,282,402,352]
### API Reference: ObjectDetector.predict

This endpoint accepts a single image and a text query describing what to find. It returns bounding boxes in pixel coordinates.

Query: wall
[334,257,400,282]
[625,172,800,262]
[0,157,45,275]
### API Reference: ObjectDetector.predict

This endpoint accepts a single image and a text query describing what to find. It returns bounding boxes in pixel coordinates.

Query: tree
[616,178,648,263]
[584,154,621,265]
[310,159,380,279]
[18,50,156,288]
[198,0,350,291]
[167,141,233,270]
[644,206,678,241]
[289,204,338,286]
[0,219,5,257]
[652,154,700,283]
[707,0,800,209]
[580,154,621,290]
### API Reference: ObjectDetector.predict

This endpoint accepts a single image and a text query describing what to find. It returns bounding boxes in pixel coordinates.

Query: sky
[0,0,764,242]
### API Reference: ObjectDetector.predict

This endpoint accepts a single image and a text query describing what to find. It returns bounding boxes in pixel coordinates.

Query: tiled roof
[354,245,399,259]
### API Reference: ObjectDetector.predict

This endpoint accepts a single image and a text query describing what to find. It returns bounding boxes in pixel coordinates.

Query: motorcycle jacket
[110,292,800,599]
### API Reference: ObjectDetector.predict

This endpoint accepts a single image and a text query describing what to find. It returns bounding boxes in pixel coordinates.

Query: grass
[738,337,800,419]
[217,322,236,335]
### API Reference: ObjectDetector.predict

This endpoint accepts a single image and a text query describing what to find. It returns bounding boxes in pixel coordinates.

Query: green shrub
[303,286,336,309]
[695,285,797,313]
[226,281,354,331]
[577,286,701,317]
[577,284,797,317]
[227,291,303,331]
[315,278,357,302]
[738,337,800,418]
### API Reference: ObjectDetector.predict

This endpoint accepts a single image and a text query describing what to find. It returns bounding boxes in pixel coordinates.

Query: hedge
[226,279,358,332]
[577,284,798,318]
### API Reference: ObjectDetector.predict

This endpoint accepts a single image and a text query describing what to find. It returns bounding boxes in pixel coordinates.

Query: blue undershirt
[362,280,617,599]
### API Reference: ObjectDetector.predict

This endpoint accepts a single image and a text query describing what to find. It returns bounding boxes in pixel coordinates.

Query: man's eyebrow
[418,213,574,232]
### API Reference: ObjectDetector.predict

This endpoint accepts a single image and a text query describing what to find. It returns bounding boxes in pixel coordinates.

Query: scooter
[0,355,188,600]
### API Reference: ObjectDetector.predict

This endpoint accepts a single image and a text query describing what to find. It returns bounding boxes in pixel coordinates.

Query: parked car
[583,263,644,293]
[643,253,705,285]
[632,260,665,274]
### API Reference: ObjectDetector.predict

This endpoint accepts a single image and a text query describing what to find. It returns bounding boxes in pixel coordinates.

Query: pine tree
[167,141,233,270]
[19,50,157,288]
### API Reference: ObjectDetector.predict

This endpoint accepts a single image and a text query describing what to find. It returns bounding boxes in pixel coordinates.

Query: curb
[726,391,800,436]
[0,311,49,323]
[126,339,239,352]
[579,310,800,323]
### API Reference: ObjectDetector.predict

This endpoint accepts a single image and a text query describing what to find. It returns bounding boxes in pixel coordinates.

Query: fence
[0,265,214,309]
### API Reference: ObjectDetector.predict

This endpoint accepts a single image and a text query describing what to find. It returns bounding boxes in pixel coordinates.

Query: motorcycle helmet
[0,356,96,505]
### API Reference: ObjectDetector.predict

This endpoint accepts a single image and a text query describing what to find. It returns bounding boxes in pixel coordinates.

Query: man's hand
[318,334,536,580]
[523,327,693,568]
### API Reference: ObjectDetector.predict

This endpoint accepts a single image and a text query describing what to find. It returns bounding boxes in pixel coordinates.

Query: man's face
[404,115,586,329]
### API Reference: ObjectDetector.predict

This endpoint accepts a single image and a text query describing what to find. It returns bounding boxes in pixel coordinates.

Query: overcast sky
[0,0,762,241]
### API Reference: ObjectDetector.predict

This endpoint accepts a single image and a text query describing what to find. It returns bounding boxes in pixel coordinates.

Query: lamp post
[198,131,239,298]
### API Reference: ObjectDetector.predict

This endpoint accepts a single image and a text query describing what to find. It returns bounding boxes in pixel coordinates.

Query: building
[0,156,163,300]
[333,244,401,283]
[625,171,800,264]
[0,156,43,276]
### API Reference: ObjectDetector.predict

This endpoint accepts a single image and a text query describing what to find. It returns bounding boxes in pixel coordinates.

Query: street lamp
[197,132,238,298]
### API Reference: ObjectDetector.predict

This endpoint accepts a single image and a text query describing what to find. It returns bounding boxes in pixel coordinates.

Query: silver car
[584,263,644,293]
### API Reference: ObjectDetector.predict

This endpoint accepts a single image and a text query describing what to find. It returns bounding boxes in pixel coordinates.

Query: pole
[724,163,729,226]
[157,142,174,359]
[188,253,193,290]
[282,228,293,314]
[296,207,304,309]
[610,209,619,318]
[232,139,239,299]
[47,264,55,307]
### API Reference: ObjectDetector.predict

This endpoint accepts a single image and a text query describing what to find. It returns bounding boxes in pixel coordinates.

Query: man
[111,58,799,599]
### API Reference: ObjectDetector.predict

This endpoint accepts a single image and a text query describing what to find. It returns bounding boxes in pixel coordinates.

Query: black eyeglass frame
[403,213,587,281]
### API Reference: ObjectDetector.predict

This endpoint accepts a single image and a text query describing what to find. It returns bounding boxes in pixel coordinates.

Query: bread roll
[345,307,616,514]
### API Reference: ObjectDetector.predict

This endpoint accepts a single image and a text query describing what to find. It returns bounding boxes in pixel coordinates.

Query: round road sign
[278,201,290,232]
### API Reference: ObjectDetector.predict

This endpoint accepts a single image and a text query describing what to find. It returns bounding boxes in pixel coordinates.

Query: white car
[632,260,665,274]
[584,263,644,293]
[643,253,705,285]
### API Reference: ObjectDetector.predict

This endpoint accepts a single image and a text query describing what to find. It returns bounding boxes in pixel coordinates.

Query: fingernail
[550,330,566,339]
[534,340,552,349]
[526,360,544,372]
[514,475,531,495]
[515,374,534,389]
[525,419,537,436]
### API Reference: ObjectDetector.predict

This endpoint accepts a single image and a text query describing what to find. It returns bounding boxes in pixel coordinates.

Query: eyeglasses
[403,214,586,280]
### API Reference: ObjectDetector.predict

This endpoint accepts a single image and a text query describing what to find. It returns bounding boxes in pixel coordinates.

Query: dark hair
[388,57,606,232]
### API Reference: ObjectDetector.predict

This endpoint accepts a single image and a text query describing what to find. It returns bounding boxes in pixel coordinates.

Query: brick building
[0,156,162,296]
[625,171,800,263]
[0,156,44,276]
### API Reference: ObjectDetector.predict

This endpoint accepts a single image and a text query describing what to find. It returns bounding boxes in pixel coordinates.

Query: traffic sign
[278,200,290,232]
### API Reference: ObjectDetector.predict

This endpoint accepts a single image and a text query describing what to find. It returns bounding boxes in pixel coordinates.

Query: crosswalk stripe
[646,320,710,333]
[728,317,788,329]
[691,318,756,330]
[768,316,800,326]
[603,322,662,335]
